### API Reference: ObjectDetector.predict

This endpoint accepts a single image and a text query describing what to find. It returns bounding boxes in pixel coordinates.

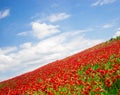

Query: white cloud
[31,22,60,39]
[17,32,28,36]
[91,0,116,6]
[71,28,93,33]
[0,54,20,74]
[20,42,32,49]
[0,47,17,55]
[102,23,113,29]
[0,9,10,19]
[113,28,120,38]
[0,29,104,81]
[0,47,18,73]
[48,13,70,22]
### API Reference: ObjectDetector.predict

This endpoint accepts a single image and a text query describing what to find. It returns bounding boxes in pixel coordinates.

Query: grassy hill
[0,37,120,95]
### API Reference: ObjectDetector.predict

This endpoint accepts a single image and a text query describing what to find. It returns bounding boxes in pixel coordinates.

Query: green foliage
[117,58,120,63]
[0,83,7,88]
[58,86,68,92]
[77,68,84,75]
[105,79,120,95]
[107,61,112,69]
[37,78,42,82]
[110,54,116,59]
[109,36,120,42]
[92,64,100,70]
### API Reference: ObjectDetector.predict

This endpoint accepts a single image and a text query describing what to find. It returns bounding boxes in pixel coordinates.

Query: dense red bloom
[105,78,112,87]
[0,38,120,94]
[97,69,108,76]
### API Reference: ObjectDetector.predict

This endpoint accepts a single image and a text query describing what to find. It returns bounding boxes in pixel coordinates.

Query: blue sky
[0,0,120,81]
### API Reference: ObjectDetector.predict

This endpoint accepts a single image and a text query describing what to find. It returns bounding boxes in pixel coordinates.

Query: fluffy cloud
[0,9,10,19]
[0,55,14,71]
[113,28,120,38]
[31,22,60,39]
[91,0,116,6]
[102,23,113,29]
[18,13,70,38]
[0,30,104,81]
[0,47,17,55]
[20,42,32,49]
[48,13,70,22]
[0,47,18,72]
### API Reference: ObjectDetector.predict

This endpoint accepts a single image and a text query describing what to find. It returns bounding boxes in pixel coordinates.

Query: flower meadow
[0,37,120,95]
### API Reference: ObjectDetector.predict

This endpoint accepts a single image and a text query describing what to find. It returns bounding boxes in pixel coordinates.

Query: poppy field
[0,37,120,95]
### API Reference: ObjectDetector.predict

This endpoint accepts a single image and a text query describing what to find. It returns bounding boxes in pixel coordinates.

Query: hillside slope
[0,38,120,95]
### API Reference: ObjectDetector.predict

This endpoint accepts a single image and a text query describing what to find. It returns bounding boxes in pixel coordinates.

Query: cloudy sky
[0,0,120,82]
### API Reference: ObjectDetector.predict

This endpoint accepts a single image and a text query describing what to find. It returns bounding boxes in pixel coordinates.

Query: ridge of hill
[0,37,120,95]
